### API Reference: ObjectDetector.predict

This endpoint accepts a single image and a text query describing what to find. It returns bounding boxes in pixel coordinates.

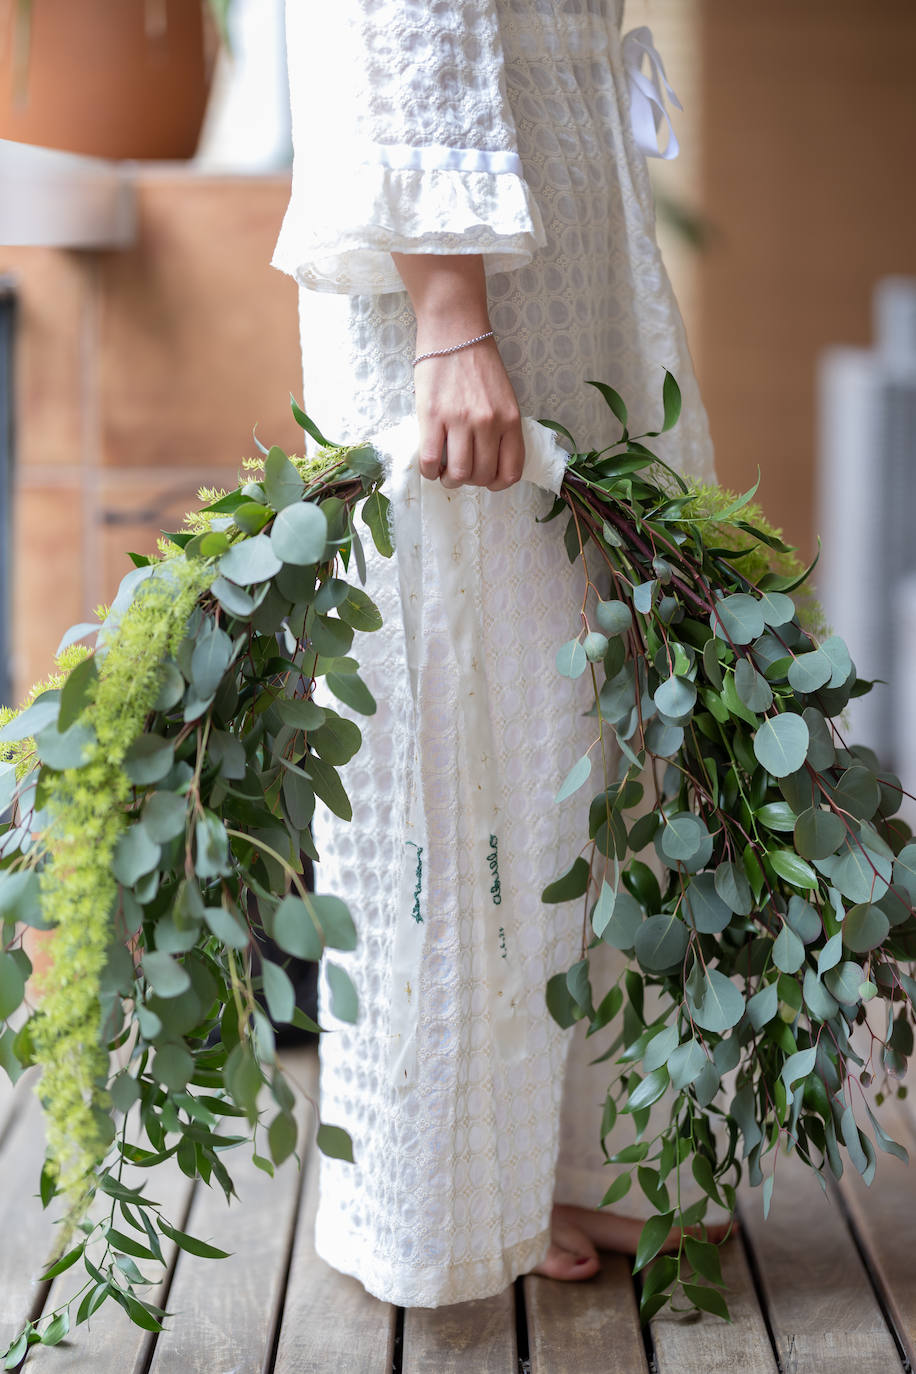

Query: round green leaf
[153,1042,193,1091]
[658,812,706,864]
[270,502,329,566]
[668,1037,707,1089]
[794,807,846,860]
[746,982,778,1030]
[140,791,186,840]
[35,721,95,771]
[824,960,865,1004]
[202,902,250,950]
[326,962,358,1024]
[211,575,258,619]
[830,844,892,904]
[654,674,697,721]
[831,766,881,822]
[820,635,853,687]
[786,895,821,943]
[142,951,191,999]
[802,707,835,771]
[773,923,805,974]
[112,825,161,886]
[337,586,383,633]
[644,718,683,758]
[595,889,643,950]
[734,658,773,713]
[788,649,832,693]
[843,902,889,954]
[687,967,745,1033]
[634,913,689,972]
[190,626,233,698]
[219,532,283,585]
[753,713,810,778]
[273,895,323,960]
[264,446,305,510]
[123,733,175,786]
[262,960,296,1024]
[758,591,796,627]
[681,874,732,934]
[714,861,753,916]
[711,593,765,645]
[310,894,357,951]
[556,639,587,679]
[803,967,839,1021]
[0,870,44,928]
[583,632,609,662]
[595,599,632,636]
[0,952,26,1019]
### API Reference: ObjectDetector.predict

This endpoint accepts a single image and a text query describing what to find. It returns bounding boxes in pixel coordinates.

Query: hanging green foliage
[0,373,912,1355]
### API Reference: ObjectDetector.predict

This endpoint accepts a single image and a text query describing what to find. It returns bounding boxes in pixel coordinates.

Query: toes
[532,1244,601,1281]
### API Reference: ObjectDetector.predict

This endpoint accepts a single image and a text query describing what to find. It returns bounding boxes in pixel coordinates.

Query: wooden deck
[2,1048,915,1374]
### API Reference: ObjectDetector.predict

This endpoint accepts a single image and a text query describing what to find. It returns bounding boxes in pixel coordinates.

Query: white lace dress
[272,0,718,1307]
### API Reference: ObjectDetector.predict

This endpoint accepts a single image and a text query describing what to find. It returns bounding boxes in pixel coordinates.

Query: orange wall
[695,0,916,559]
[2,173,302,703]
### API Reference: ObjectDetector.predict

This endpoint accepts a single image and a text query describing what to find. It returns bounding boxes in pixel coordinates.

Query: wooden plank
[837,1090,916,1367]
[525,1255,648,1374]
[650,1231,775,1374]
[403,1288,516,1374]
[145,1050,313,1374]
[0,1086,55,1353]
[272,1055,396,1374]
[737,1140,899,1373]
[24,1151,196,1373]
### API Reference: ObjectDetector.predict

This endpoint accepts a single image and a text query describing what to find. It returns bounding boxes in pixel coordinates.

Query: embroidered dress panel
[274,0,720,1307]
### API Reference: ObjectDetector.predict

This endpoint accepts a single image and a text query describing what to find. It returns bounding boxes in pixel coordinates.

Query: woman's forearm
[391,252,491,352]
[390,251,524,492]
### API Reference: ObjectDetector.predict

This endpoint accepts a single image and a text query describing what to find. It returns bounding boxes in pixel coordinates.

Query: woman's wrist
[391,252,491,350]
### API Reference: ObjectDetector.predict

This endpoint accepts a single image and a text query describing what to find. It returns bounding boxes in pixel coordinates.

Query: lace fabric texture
[276,0,721,1307]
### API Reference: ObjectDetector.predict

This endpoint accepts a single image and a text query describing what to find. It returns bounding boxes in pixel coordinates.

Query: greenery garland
[0,374,913,1356]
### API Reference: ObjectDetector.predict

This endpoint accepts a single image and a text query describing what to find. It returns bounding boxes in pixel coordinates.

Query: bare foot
[531,1204,738,1282]
[531,1206,601,1281]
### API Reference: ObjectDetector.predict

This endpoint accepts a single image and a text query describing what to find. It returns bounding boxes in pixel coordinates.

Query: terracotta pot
[0,0,216,160]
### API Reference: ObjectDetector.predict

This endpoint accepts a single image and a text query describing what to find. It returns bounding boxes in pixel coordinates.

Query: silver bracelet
[412,330,495,367]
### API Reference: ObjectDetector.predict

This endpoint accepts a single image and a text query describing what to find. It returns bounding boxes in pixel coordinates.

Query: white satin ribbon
[364,141,524,178]
[377,417,568,1088]
[622,25,683,161]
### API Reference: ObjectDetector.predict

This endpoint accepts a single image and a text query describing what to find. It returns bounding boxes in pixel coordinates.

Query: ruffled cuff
[270,164,546,296]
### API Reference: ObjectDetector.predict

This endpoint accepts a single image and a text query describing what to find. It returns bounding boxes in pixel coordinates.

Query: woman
[271,0,728,1303]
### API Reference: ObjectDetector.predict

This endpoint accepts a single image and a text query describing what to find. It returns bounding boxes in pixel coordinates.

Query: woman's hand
[391,252,525,491]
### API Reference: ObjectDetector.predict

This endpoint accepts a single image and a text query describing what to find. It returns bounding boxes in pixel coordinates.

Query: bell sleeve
[271,0,546,295]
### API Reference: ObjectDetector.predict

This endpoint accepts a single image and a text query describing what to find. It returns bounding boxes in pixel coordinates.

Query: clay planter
[0,0,216,160]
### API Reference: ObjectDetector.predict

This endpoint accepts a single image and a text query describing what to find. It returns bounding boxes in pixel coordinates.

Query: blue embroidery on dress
[487,832,502,906]
[406,839,423,923]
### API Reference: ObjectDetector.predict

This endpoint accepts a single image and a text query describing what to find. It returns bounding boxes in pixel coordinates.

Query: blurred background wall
[3,0,916,779]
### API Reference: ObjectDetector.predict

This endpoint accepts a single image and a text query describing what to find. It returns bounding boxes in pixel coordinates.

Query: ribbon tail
[622,25,683,161]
